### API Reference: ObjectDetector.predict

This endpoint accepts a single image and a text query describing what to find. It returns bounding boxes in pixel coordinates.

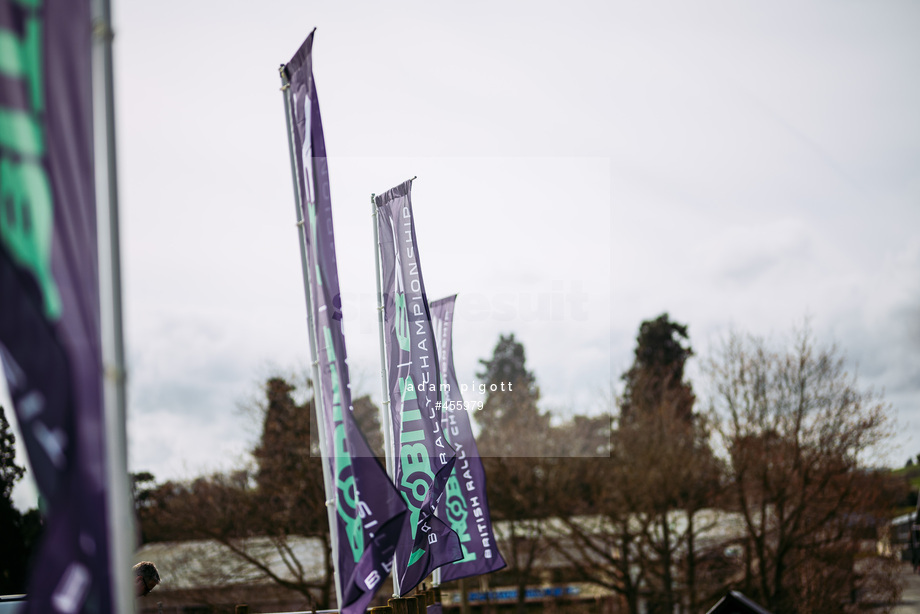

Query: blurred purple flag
[376,180,462,593]
[431,295,506,582]
[284,32,407,614]
[0,0,120,611]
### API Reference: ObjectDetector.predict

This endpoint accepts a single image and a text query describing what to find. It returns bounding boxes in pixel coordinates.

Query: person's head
[133,561,160,597]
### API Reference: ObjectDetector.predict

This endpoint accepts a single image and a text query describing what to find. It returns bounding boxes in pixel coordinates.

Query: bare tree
[137,468,333,610]
[482,453,557,614]
[545,315,723,614]
[137,376,335,611]
[706,325,898,613]
[549,452,651,614]
[547,410,720,614]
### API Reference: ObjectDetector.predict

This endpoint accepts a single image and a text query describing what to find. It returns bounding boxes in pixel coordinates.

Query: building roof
[705,591,774,614]
[134,535,326,591]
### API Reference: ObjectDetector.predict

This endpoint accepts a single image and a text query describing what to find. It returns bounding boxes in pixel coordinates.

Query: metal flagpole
[371,193,400,598]
[279,64,343,610]
[91,0,136,611]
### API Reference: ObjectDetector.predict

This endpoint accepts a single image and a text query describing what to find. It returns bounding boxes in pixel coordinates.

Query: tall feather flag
[282,32,407,614]
[430,295,506,582]
[375,180,462,594]
[0,0,133,611]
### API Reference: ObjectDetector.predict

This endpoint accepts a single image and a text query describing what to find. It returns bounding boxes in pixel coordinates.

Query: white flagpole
[279,63,343,610]
[91,0,135,612]
[372,193,401,598]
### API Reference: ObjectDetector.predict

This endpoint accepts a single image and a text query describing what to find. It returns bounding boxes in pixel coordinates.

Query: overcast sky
[5,1,920,509]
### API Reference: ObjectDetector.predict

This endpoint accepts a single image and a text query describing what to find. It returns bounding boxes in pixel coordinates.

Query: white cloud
[6,1,916,500]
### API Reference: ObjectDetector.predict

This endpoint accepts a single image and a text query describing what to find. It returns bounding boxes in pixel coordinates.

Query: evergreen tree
[620,315,723,611]
[477,333,537,396]
[252,377,325,537]
[0,405,24,503]
[620,313,695,424]
[475,335,555,614]
[1,405,36,593]
[351,394,384,460]
[475,333,549,457]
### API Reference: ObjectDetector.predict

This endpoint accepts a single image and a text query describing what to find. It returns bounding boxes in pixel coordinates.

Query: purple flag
[431,296,506,582]
[375,180,462,593]
[284,32,407,614]
[0,0,120,611]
